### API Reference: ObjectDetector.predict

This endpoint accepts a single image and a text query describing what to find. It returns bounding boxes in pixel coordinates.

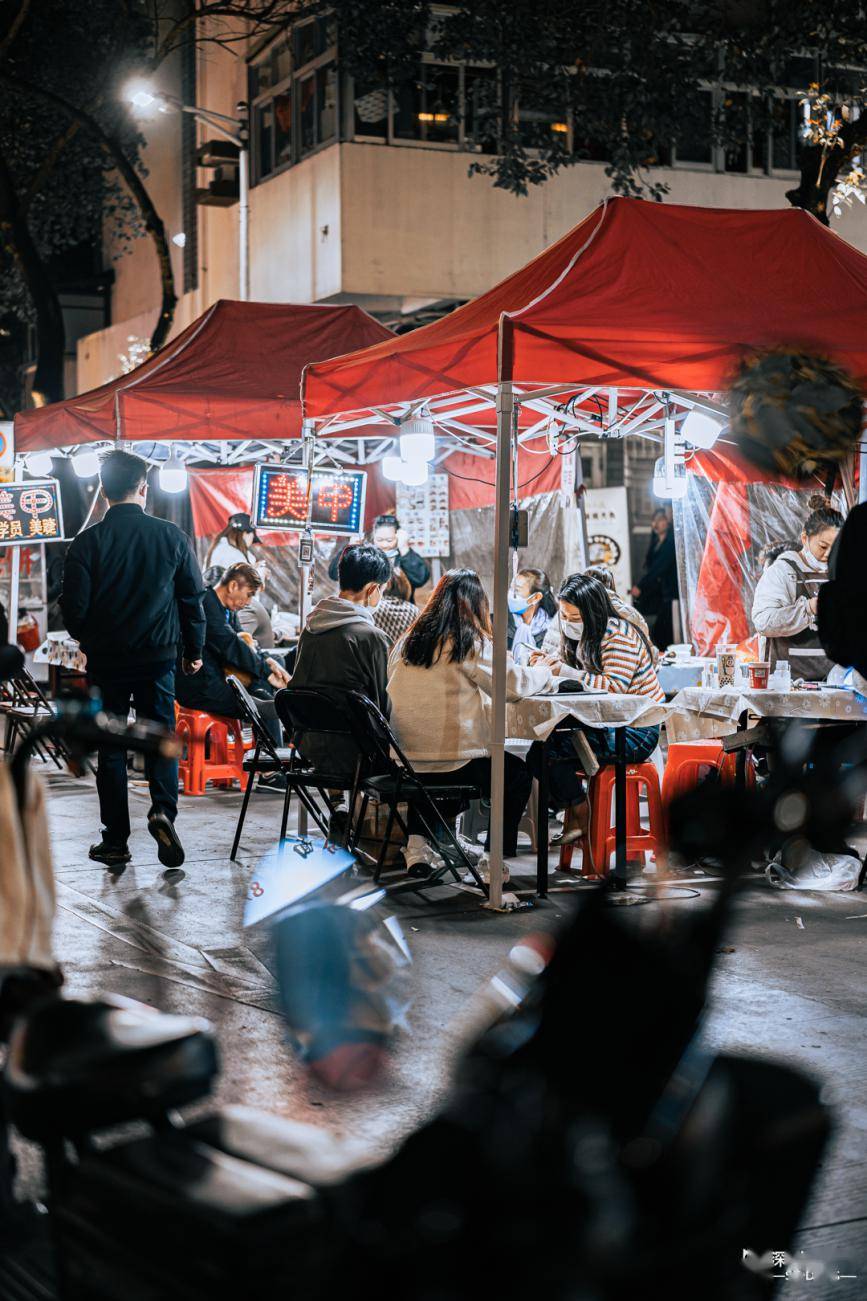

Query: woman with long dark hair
[508,566,557,663]
[388,568,553,877]
[528,572,663,846]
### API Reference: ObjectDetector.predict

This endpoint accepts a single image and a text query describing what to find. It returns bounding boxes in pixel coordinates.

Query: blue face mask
[508,594,530,615]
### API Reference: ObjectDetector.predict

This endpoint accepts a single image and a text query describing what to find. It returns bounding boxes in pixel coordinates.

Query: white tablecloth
[507,692,672,742]
[667,685,867,741]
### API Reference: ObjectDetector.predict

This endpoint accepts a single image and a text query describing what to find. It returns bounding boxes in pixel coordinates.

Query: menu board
[0,479,65,545]
[252,465,367,536]
[396,474,450,558]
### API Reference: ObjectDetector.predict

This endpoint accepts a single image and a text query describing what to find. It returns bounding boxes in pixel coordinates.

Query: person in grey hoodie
[287,544,392,773]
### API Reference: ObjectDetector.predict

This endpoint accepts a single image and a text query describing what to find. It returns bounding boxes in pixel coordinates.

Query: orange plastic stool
[176,706,250,796]
[558,762,665,877]
[662,740,755,814]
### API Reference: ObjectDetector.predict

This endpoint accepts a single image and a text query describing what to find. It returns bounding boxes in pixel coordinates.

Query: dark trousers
[408,753,532,857]
[528,724,660,810]
[91,667,178,846]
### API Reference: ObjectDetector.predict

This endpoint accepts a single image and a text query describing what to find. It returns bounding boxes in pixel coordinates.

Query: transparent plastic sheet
[677,477,823,656]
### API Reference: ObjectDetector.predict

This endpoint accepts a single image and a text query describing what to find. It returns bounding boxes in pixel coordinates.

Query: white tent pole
[298,420,316,629]
[487,318,514,910]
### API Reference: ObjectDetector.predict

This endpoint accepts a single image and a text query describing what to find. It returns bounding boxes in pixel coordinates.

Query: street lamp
[124,81,250,300]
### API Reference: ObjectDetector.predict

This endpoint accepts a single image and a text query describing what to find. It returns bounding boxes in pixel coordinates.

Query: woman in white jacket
[751,500,843,681]
[388,568,553,874]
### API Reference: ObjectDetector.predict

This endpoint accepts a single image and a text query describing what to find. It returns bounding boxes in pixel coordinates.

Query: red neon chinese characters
[265,474,308,520]
[316,481,354,523]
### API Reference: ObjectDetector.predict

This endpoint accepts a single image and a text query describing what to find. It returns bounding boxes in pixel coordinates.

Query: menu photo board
[252,464,367,536]
[396,474,450,558]
[0,479,65,546]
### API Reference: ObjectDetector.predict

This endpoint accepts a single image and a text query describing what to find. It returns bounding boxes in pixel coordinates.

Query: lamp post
[126,85,250,300]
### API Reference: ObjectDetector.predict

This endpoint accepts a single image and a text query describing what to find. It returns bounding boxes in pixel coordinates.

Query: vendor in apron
[751,499,844,681]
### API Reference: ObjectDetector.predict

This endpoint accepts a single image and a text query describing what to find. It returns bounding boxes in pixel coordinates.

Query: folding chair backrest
[275,685,376,770]
[341,691,412,777]
[226,676,279,762]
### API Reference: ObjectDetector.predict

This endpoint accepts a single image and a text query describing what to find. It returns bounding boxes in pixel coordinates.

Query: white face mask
[561,619,583,641]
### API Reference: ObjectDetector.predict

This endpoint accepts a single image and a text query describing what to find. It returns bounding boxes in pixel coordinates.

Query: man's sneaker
[89,841,131,868]
[402,834,446,879]
[454,833,484,865]
[257,773,288,792]
[147,812,185,868]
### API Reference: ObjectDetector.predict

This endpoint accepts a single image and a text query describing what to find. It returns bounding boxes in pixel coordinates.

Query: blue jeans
[90,666,178,846]
[528,724,660,810]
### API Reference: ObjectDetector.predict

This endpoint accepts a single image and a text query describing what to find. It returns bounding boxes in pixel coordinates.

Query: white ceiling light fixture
[398,459,429,487]
[652,406,688,500]
[72,449,100,479]
[382,455,404,482]
[399,409,436,464]
[682,408,725,450]
[25,451,54,477]
[158,448,188,494]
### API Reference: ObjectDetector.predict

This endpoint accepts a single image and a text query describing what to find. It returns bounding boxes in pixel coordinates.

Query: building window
[249,17,338,183]
[674,89,713,165]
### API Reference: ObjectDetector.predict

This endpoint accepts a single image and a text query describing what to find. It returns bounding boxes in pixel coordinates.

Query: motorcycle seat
[4,994,218,1141]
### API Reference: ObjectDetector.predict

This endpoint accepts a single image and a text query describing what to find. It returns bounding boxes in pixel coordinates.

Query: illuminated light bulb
[382,455,404,482]
[399,431,435,463]
[158,452,188,494]
[682,409,725,450]
[652,455,688,500]
[72,450,100,479]
[399,459,429,487]
[25,451,54,477]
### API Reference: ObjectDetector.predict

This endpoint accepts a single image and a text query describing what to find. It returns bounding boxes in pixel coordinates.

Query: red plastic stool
[558,762,665,878]
[176,707,250,796]
[662,739,755,813]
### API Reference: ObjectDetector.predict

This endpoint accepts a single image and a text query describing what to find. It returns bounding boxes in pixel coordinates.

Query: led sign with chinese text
[0,480,65,545]
[252,466,366,536]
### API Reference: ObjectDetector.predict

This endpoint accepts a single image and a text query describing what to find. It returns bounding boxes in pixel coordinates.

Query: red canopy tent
[302,196,867,903]
[14,300,392,452]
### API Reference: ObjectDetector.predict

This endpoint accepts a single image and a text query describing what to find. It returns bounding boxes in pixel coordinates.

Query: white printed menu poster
[584,486,632,597]
[396,474,450,558]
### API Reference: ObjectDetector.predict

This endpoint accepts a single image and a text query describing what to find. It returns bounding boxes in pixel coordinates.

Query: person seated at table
[508,567,557,663]
[373,566,419,648]
[174,562,288,749]
[288,543,392,774]
[327,514,430,597]
[387,568,553,876]
[751,498,844,682]
[527,572,663,846]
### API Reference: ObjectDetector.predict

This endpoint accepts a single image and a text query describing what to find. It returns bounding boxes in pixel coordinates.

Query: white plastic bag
[765,839,862,892]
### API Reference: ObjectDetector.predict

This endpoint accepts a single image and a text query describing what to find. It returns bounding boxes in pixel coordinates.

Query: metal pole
[8,457,22,648]
[487,333,514,910]
[298,422,315,629]
[238,113,250,302]
[859,430,867,505]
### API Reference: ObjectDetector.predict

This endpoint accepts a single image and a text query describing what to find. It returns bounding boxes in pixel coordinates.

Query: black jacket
[288,600,390,773]
[327,540,430,595]
[61,504,205,674]
[635,530,678,615]
[175,587,270,711]
[818,501,867,678]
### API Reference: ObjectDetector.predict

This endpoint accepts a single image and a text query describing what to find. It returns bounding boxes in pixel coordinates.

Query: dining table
[506,690,673,897]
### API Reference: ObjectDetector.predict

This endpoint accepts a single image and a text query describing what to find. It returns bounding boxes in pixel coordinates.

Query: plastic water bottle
[776,661,791,692]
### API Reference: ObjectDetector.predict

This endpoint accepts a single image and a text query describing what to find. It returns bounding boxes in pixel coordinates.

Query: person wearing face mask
[507,567,557,664]
[751,498,844,682]
[527,572,663,846]
[288,544,392,775]
[327,513,430,597]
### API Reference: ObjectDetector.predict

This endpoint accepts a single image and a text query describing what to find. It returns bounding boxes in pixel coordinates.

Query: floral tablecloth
[507,691,672,742]
[667,686,867,741]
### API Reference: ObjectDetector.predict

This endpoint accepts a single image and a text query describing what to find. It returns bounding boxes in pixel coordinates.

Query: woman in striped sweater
[528,572,663,845]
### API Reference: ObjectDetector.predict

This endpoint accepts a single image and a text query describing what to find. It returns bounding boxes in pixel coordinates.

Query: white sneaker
[402,835,446,877]
[463,853,510,885]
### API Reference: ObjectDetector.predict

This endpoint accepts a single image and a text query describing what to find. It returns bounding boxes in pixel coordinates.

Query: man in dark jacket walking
[61,450,205,871]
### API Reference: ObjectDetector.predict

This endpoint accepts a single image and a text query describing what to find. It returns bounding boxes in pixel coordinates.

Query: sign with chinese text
[0,422,13,484]
[396,474,450,557]
[252,465,366,536]
[584,486,631,596]
[0,479,64,546]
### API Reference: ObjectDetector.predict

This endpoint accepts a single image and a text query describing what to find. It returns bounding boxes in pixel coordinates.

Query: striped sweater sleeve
[577,621,664,700]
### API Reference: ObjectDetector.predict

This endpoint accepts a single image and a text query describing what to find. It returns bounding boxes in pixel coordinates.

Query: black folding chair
[276,685,488,897]
[273,685,374,855]
[3,671,65,768]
